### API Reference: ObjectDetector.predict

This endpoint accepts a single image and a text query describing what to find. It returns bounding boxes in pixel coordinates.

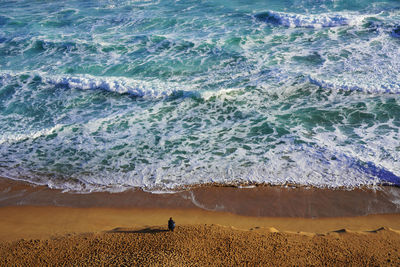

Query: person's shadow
[107,227,169,234]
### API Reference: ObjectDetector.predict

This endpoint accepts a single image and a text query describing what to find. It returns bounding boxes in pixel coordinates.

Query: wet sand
[1,177,400,217]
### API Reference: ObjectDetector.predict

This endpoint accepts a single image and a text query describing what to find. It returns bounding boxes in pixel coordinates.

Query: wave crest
[309,76,400,94]
[255,11,365,28]
[0,71,191,98]
[45,74,185,98]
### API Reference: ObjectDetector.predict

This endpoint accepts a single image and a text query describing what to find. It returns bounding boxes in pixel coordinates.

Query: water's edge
[1,177,399,218]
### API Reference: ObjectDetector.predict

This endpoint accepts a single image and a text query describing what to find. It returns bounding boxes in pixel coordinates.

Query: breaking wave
[308,76,400,94]
[255,11,368,28]
[0,71,192,99]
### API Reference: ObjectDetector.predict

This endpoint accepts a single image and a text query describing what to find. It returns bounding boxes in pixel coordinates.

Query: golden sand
[0,206,400,266]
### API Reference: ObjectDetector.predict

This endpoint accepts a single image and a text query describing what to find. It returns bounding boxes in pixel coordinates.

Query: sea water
[0,0,399,192]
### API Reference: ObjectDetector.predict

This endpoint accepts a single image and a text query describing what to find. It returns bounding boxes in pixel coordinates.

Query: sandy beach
[0,178,400,265]
[0,206,400,265]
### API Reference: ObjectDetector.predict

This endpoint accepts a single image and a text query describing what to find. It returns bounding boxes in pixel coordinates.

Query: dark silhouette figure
[168,217,175,232]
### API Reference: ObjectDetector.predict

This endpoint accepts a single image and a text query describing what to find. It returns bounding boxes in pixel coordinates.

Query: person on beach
[168,217,175,232]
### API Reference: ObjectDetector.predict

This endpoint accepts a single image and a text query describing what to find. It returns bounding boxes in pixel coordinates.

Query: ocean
[0,0,399,193]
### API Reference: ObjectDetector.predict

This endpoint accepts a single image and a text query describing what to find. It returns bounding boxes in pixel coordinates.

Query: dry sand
[1,206,400,266]
[2,225,400,266]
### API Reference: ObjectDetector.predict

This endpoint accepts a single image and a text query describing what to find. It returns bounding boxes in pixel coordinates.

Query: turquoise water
[0,0,399,192]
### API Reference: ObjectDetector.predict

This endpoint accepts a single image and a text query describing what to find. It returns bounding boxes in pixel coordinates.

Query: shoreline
[1,177,400,217]
[1,178,400,264]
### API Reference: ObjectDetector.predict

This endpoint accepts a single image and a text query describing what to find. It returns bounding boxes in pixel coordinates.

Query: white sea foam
[1,69,399,193]
[0,71,250,101]
[44,74,185,98]
[3,71,400,192]
[308,76,400,94]
[0,124,65,145]
[2,134,398,193]
[258,10,368,28]
[0,71,192,98]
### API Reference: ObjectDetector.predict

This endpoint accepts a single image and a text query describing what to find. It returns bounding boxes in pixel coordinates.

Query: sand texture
[1,206,400,266]
[1,225,400,266]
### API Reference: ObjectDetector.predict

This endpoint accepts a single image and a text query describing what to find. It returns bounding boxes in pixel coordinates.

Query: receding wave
[2,141,399,193]
[255,11,367,28]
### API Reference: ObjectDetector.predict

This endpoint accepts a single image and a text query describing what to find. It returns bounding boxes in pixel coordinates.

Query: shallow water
[0,0,399,192]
